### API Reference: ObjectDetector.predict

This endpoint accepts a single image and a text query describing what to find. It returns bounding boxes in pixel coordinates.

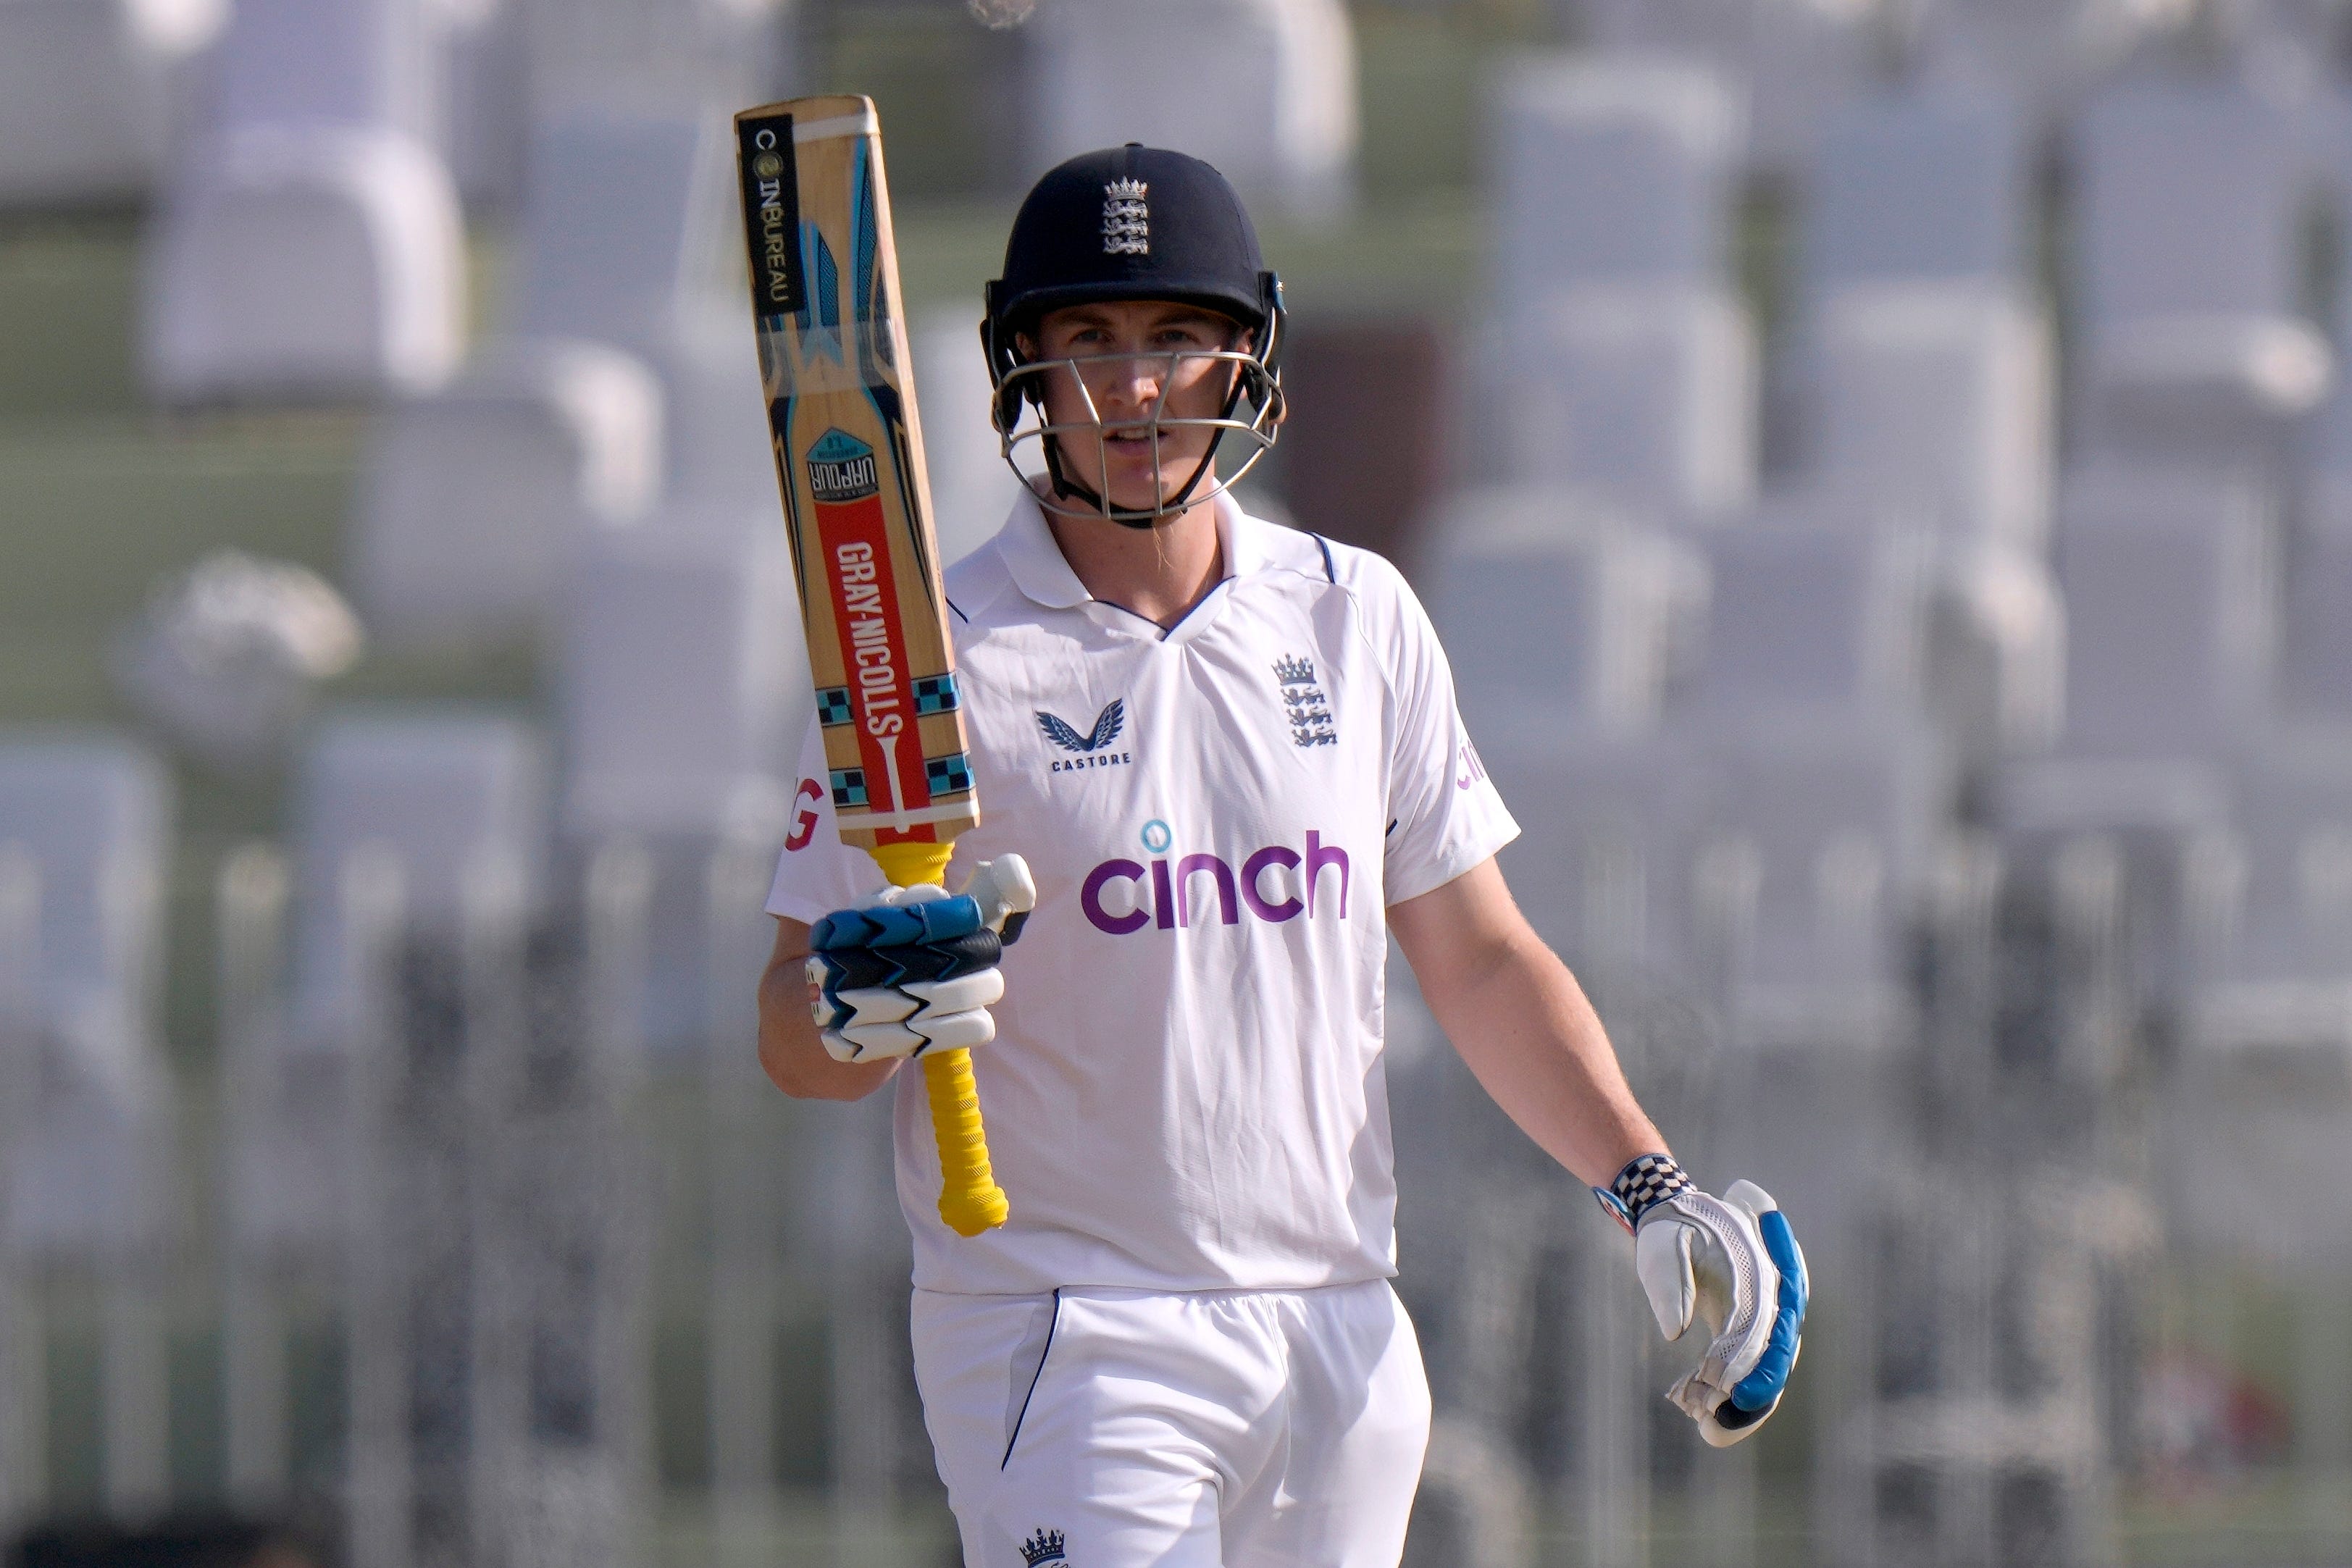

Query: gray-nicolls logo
[1274,655,1335,747]
[1102,178,1149,256]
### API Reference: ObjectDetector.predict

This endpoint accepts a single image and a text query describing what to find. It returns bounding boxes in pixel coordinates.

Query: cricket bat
[734,95,1008,1237]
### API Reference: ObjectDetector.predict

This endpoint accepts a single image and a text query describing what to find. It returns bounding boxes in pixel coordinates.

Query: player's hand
[805,856,1036,1063]
[1598,1156,1807,1447]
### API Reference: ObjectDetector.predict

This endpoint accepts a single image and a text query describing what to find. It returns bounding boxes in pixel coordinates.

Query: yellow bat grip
[871,841,1010,1236]
[921,1049,1008,1236]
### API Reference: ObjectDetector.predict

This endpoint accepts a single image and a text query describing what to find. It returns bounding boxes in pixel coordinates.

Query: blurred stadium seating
[4,1,2352,1565]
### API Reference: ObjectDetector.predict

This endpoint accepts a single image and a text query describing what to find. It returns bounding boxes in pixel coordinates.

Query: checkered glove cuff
[1593,1152,1694,1233]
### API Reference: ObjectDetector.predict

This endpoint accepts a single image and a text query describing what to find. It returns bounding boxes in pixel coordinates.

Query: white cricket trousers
[911,1279,1432,1568]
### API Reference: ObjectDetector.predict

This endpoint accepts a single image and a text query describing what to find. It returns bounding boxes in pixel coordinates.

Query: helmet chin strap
[1041,440,1222,530]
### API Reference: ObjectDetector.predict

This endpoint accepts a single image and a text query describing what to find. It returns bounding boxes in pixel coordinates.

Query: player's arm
[1387,855,1662,1186]
[756,915,899,1101]
[1391,855,1807,1447]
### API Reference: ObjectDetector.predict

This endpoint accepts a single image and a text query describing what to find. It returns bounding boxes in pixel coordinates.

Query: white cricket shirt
[766,490,1518,1296]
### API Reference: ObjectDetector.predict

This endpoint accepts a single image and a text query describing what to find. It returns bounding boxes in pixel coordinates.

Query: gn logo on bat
[806,429,880,501]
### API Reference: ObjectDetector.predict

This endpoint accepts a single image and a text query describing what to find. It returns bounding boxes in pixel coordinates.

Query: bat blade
[736,95,1007,1238]
[735,96,979,861]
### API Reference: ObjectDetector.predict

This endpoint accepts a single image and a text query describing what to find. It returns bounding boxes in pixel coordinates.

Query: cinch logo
[1456,737,1489,790]
[1081,831,1351,935]
[806,428,879,503]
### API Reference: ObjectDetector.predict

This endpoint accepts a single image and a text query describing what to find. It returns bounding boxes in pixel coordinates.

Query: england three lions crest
[1273,655,1335,747]
[1102,178,1149,256]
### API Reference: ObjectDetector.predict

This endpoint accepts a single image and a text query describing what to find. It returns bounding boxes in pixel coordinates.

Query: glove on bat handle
[869,842,1031,1236]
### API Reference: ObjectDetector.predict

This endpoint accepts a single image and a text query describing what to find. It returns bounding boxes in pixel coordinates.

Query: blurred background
[3,0,2352,1564]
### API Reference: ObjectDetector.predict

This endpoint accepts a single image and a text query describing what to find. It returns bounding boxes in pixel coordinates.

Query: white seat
[2280,477,2352,731]
[1488,725,1717,984]
[0,736,175,1252]
[1804,86,2030,295]
[2168,734,2352,1268]
[1997,469,2270,862]
[518,0,791,120]
[912,308,1027,571]
[1428,487,1702,741]
[351,111,757,644]
[440,0,524,206]
[2162,1060,2352,1270]
[2070,78,2330,449]
[353,341,664,647]
[1029,0,1357,222]
[141,0,469,403]
[1810,282,2053,549]
[1690,520,1933,720]
[1915,0,2192,121]
[1688,713,1955,1052]
[0,0,225,205]
[1679,717,1948,1259]
[1488,54,1744,320]
[1731,492,2064,766]
[1426,489,1712,976]
[1491,283,1757,522]
[0,738,170,1038]
[143,123,466,403]
[1924,535,2067,764]
[2048,468,2272,763]
[208,0,444,138]
[497,110,761,508]
[557,509,806,843]
[288,710,549,1036]
[502,113,735,357]
[2181,737,2352,1073]
[1663,516,1959,1057]
[1581,0,1875,169]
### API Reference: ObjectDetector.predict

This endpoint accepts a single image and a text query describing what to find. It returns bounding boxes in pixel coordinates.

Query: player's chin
[1108,449,1215,509]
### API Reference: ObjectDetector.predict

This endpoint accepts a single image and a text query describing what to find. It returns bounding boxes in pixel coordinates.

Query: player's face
[1024,301,1247,514]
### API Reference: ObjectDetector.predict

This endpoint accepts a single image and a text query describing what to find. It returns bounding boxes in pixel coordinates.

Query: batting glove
[806,856,1035,1063]
[1596,1154,1808,1448]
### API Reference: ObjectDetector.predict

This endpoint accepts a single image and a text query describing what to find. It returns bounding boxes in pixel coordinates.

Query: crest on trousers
[1102,178,1150,256]
[1274,655,1335,747]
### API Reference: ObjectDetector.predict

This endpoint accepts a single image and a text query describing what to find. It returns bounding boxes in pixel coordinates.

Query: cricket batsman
[756,143,1808,1567]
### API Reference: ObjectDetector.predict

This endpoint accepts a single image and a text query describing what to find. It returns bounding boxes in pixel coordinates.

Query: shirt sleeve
[763,715,884,923]
[1374,561,1520,905]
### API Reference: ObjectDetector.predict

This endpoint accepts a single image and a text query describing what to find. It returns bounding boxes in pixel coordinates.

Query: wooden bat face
[736,97,979,858]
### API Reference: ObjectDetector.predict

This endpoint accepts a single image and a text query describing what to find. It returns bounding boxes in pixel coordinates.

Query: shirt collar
[997,486,1263,611]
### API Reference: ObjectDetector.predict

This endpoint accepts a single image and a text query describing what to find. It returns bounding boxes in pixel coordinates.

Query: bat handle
[922,1049,1009,1236]
[870,840,1011,1236]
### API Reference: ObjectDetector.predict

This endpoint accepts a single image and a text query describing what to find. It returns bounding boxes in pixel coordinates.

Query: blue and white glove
[1596,1154,1808,1448]
[806,856,1035,1062]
